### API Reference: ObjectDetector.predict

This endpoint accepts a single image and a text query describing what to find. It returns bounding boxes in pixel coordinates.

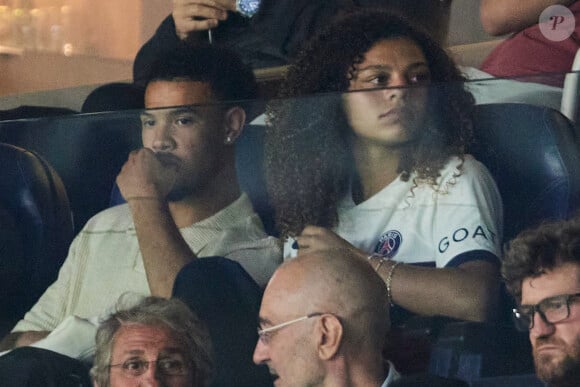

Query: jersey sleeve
[433,157,503,268]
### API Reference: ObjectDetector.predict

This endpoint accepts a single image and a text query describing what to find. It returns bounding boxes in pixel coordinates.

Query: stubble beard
[535,336,580,386]
[166,177,199,202]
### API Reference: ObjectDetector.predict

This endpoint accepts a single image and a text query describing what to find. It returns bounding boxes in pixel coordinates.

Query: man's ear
[223,106,246,145]
[317,314,343,360]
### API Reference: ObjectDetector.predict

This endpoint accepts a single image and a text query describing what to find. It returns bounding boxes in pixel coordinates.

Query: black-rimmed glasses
[512,292,580,331]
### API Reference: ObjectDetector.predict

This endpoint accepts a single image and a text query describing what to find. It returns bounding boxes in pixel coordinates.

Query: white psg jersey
[285,155,503,268]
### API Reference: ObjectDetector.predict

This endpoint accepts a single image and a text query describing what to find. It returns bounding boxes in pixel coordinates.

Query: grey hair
[90,296,213,387]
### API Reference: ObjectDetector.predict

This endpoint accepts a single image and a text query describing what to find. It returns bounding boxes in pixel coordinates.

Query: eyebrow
[257,317,273,327]
[120,347,186,357]
[521,293,574,306]
[140,107,202,120]
[355,62,429,74]
[123,349,146,356]
[159,348,187,356]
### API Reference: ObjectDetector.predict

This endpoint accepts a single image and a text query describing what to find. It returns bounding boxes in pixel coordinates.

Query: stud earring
[225,136,233,144]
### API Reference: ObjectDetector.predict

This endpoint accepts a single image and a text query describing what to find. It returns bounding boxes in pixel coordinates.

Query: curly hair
[264,9,475,238]
[502,216,580,303]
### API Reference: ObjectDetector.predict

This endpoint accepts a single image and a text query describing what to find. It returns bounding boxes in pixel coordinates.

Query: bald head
[263,252,390,352]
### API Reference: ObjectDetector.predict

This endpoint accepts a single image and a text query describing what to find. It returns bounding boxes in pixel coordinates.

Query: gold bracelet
[386,261,402,307]
[375,257,388,272]
[367,253,388,272]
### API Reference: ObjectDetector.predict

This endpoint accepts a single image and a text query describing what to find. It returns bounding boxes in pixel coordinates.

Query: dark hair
[81,82,145,113]
[145,43,258,111]
[264,9,475,237]
[502,216,580,303]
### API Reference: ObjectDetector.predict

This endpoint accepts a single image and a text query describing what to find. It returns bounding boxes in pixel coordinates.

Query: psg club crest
[374,230,402,258]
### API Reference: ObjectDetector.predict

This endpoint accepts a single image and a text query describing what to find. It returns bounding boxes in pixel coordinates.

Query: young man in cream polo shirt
[0,44,281,351]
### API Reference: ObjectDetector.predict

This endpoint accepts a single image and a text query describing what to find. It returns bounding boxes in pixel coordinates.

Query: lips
[536,344,562,353]
[534,339,567,359]
[378,106,407,124]
[380,106,403,117]
[268,368,280,383]
[155,153,181,168]
[537,344,558,350]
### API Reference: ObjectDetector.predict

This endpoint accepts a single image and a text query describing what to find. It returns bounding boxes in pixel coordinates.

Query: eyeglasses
[109,357,189,377]
[512,292,580,331]
[257,312,324,344]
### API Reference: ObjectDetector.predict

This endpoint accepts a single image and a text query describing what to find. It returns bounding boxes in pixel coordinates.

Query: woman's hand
[294,225,367,261]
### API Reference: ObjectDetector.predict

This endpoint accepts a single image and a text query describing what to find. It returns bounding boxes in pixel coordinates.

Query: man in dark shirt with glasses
[503,216,580,386]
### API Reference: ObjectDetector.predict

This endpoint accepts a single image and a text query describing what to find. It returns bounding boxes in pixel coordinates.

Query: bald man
[253,252,399,386]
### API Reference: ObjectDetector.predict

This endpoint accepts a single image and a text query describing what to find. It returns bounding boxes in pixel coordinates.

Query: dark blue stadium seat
[0,111,142,233]
[0,82,144,234]
[0,143,74,337]
[426,103,580,383]
[469,103,580,242]
[234,123,276,235]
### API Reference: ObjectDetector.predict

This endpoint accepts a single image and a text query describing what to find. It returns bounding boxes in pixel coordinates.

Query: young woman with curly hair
[264,9,504,323]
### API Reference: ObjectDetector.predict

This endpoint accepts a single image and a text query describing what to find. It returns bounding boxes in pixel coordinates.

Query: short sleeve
[432,156,503,268]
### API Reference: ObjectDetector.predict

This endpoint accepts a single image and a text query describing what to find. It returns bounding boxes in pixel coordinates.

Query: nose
[383,73,407,101]
[136,361,162,387]
[140,377,160,387]
[253,338,269,365]
[390,72,408,88]
[151,122,175,152]
[530,311,556,338]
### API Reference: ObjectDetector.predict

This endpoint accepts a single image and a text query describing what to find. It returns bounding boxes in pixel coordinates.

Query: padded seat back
[470,103,580,242]
[0,111,142,233]
[0,143,74,337]
[235,124,276,235]
[427,104,580,382]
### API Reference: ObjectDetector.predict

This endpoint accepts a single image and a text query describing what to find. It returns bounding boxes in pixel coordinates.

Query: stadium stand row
[1,97,579,384]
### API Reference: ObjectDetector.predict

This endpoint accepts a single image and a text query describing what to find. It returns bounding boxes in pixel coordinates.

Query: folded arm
[375,256,500,322]
[127,198,198,298]
[117,149,197,298]
[295,226,501,322]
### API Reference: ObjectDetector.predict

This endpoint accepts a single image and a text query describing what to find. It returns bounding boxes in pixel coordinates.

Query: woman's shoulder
[437,154,497,190]
[441,154,491,178]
